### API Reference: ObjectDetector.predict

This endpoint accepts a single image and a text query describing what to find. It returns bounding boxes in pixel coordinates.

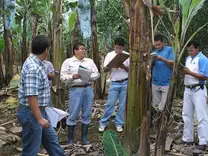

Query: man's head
[114,38,125,54]
[32,35,50,60]
[187,41,200,57]
[73,43,85,60]
[154,35,164,51]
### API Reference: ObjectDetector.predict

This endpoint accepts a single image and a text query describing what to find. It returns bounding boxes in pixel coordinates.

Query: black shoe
[68,125,75,144]
[196,145,206,150]
[81,124,90,145]
[181,140,194,146]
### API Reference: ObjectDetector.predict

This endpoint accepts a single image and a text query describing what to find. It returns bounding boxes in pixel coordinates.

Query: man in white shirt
[60,43,100,145]
[182,41,208,151]
[99,38,129,132]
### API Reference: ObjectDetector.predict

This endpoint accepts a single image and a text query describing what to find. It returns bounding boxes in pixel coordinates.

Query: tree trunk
[3,30,13,85]
[0,54,4,88]
[52,0,64,109]
[22,14,27,65]
[124,0,150,155]
[32,14,39,38]
[70,15,79,57]
[91,0,102,99]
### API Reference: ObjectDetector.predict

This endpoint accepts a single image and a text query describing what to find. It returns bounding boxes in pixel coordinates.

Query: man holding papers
[99,38,129,132]
[60,43,100,144]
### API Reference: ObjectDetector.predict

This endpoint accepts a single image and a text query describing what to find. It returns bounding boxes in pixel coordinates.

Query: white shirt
[60,56,100,86]
[104,51,129,81]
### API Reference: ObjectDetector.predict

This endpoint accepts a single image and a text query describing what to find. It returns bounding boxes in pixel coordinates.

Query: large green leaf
[180,0,206,44]
[68,11,77,33]
[103,130,128,156]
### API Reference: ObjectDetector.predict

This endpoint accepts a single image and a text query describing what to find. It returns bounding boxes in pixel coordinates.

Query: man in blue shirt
[152,35,174,113]
[17,35,65,156]
[182,41,208,151]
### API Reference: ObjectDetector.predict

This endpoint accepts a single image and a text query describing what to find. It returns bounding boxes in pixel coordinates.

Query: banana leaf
[103,130,128,156]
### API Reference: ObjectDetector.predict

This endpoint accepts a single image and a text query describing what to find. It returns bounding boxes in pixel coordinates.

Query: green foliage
[0,38,5,52]
[103,130,128,156]
[68,11,77,33]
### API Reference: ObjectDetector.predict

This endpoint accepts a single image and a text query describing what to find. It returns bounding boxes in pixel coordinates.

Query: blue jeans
[16,106,65,156]
[99,80,128,127]
[67,86,94,125]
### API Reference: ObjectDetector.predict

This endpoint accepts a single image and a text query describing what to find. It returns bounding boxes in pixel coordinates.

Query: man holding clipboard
[99,38,129,132]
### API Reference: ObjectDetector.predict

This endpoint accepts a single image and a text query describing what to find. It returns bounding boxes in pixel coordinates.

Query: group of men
[17,34,208,155]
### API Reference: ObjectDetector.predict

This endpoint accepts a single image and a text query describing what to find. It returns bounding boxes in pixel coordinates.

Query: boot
[68,125,75,144]
[81,124,89,145]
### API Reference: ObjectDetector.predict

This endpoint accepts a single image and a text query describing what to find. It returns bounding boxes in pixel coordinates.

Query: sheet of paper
[45,107,68,128]
[106,52,129,68]
[78,66,92,82]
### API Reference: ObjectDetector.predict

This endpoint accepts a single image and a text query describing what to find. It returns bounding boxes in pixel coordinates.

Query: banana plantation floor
[0,88,208,156]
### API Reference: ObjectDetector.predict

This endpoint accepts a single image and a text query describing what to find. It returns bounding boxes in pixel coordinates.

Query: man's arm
[184,67,208,80]
[156,56,174,67]
[28,96,49,128]
[119,64,129,72]
[89,60,100,81]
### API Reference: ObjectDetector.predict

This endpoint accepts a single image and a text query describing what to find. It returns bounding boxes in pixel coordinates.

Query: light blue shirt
[184,52,208,85]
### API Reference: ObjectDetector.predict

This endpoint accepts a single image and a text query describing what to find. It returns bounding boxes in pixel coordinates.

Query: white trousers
[182,86,208,145]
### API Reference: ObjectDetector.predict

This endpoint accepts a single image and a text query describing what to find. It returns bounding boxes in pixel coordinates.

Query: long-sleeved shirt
[60,56,100,86]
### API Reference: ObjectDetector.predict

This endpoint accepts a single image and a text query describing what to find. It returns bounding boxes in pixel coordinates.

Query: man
[17,35,65,156]
[60,43,100,145]
[99,38,129,132]
[182,41,208,150]
[151,35,174,113]
[44,60,55,87]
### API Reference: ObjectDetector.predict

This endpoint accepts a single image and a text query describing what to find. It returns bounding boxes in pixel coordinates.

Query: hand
[119,64,126,69]
[183,67,192,75]
[48,73,53,80]
[38,118,50,128]
[156,55,162,60]
[72,74,80,79]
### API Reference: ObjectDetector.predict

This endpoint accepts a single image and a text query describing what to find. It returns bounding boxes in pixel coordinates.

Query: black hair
[187,40,200,49]
[73,42,85,55]
[154,35,164,42]
[115,38,125,46]
[32,35,50,55]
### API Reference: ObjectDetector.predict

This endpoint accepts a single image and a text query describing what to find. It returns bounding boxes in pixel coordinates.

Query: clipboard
[106,52,129,68]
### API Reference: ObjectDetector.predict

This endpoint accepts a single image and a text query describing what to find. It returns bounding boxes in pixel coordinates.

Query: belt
[112,78,128,83]
[70,84,91,88]
[18,104,46,111]
[185,83,204,89]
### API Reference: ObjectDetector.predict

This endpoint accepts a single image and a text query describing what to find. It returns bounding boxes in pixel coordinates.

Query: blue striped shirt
[18,55,50,106]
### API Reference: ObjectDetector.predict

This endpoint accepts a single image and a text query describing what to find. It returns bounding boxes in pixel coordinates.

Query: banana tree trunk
[91,0,102,98]
[0,54,4,88]
[124,0,150,155]
[52,0,64,109]
[3,29,13,85]
[22,14,27,65]
[32,14,38,38]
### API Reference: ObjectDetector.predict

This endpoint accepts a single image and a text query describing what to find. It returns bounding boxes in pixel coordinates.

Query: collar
[30,55,44,66]
[72,56,86,62]
[191,51,201,59]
